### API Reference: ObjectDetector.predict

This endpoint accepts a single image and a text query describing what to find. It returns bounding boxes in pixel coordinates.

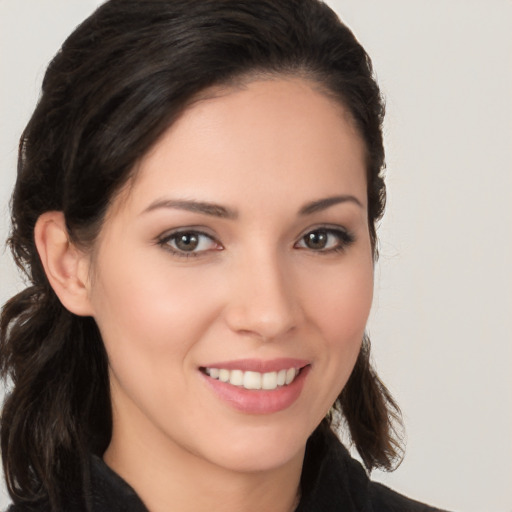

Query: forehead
[114,78,367,216]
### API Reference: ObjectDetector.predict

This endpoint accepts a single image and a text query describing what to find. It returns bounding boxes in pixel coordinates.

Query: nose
[224,250,300,341]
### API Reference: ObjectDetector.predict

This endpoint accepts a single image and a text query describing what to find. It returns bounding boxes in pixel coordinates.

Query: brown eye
[174,232,199,251]
[159,230,220,256]
[303,230,329,250]
[295,227,355,253]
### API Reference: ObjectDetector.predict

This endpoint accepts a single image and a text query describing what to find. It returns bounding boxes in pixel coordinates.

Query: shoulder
[5,455,148,512]
[367,481,447,512]
[89,455,148,512]
[5,505,50,512]
[298,426,449,512]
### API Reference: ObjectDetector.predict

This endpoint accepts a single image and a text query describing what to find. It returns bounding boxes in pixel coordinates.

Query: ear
[34,211,94,316]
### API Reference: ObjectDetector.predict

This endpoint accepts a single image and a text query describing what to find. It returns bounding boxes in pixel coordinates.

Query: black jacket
[8,428,448,512]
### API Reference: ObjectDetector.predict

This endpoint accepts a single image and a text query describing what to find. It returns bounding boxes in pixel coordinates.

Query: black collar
[85,427,444,512]
[87,427,367,512]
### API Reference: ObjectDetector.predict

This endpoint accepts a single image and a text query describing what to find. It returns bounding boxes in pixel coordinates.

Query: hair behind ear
[329,335,404,471]
[0,279,111,510]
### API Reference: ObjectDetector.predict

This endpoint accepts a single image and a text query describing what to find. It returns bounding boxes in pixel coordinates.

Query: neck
[104,424,304,512]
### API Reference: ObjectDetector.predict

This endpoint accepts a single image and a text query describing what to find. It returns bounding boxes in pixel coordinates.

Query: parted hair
[0,0,402,509]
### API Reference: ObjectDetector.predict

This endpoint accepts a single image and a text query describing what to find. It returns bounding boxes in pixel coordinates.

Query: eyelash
[157,229,221,259]
[156,226,355,258]
[294,227,355,254]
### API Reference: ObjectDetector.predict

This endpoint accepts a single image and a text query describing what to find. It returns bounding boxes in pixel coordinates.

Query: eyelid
[156,228,223,258]
[294,225,355,252]
[155,224,354,258]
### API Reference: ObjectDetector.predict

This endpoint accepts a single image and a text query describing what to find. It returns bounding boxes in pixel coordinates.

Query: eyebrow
[299,195,364,215]
[142,199,238,219]
[142,194,363,219]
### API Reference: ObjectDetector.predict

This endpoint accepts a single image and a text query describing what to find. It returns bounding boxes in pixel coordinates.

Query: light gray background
[1,1,511,511]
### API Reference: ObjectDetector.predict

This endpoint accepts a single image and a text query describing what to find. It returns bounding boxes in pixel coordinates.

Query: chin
[195,421,312,474]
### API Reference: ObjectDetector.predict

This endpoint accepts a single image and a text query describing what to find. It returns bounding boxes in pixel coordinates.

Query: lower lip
[200,366,310,415]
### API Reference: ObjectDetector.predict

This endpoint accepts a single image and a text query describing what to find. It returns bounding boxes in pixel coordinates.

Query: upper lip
[200,358,310,373]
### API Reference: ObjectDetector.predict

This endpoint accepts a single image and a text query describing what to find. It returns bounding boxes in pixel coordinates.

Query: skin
[75,78,374,512]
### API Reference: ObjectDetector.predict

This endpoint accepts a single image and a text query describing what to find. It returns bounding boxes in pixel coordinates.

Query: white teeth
[285,368,296,385]
[204,367,301,390]
[229,369,244,386]
[243,371,262,390]
[262,371,277,390]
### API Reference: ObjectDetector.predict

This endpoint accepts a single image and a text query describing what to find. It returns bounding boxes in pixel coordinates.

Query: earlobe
[34,211,94,317]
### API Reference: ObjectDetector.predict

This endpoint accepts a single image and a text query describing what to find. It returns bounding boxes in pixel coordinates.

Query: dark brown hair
[1,0,402,509]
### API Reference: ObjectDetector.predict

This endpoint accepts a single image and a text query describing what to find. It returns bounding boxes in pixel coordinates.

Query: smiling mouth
[200,366,304,391]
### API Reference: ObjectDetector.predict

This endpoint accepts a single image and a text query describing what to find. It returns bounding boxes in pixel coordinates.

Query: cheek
[292,254,373,423]
[306,258,374,344]
[88,249,223,360]
[87,252,226,419]
[304,253,373,387]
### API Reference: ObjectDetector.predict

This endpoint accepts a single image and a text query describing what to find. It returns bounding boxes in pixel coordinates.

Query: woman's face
[85,78,374,474]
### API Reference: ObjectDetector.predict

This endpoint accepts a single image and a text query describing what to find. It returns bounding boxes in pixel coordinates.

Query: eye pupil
[175,233,199,251]
[305,231,327,250]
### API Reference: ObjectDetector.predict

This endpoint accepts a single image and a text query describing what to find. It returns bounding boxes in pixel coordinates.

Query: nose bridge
[225,244,299,340]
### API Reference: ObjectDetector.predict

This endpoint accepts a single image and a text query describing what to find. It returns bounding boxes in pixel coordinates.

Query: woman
[1,1,447,511]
